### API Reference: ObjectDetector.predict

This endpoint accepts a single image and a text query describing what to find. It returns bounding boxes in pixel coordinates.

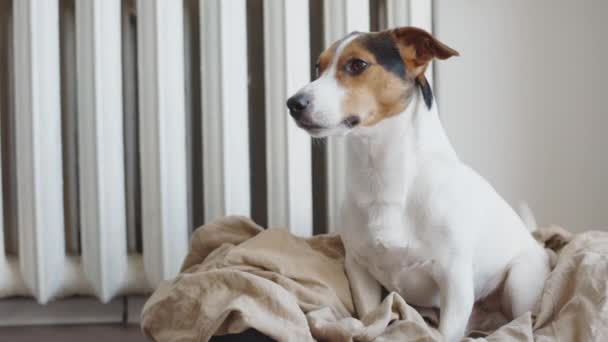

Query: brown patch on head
[334,29,458,126]
[329,34,414,126]
[317,42,337,76]
[306,28,458,132]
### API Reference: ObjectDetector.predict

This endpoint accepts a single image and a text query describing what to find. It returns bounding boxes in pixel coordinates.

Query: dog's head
[286,27,459,137]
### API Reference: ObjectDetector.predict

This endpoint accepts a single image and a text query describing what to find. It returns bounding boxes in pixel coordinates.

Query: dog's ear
[391,27,458,109]
[392,27,459,75]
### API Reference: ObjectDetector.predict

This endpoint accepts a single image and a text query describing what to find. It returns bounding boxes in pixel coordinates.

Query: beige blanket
[141,216,608,341]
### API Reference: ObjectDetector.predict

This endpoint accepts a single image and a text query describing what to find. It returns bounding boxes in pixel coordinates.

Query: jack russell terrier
[286,27,550,341]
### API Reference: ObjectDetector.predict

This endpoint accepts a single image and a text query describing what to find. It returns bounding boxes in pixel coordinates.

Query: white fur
[291,68,552,339]
[291,33,551,340]
[336,92,550,341]
[299,34,360,136]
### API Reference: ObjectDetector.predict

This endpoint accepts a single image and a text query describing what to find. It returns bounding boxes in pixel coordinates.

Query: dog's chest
[345,223,441,307]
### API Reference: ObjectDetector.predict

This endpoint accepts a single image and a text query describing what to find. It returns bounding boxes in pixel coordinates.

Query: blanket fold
[141,217,608,342]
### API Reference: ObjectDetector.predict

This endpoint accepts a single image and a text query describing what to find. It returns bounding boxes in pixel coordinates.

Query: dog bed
[141,216,607,341]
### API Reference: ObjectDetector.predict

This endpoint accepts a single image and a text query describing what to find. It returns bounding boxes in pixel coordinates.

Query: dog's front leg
[345,255,382,318]
[436,262,474,342]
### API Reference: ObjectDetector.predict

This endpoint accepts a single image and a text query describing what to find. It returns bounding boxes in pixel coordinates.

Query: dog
[286,27,550,341]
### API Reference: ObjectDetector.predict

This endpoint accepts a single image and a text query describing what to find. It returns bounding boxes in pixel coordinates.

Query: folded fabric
[141,216,608,341]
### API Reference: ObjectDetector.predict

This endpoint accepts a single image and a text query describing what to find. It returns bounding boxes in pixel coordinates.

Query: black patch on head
[360,33,406,79]
[416,77,433,110]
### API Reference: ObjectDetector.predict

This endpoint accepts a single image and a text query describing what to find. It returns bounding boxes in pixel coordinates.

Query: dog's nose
[286,94,310,119]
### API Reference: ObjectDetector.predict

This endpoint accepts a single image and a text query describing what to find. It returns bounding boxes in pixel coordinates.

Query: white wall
[435,0,608,232]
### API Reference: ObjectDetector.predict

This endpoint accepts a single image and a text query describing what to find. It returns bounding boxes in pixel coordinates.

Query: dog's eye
[345,58,369,75]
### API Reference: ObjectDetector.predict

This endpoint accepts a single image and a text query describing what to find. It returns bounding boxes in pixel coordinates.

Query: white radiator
[0,0,431,325]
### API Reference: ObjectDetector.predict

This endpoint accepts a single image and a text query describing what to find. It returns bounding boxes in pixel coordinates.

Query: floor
[0,324,147,342]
